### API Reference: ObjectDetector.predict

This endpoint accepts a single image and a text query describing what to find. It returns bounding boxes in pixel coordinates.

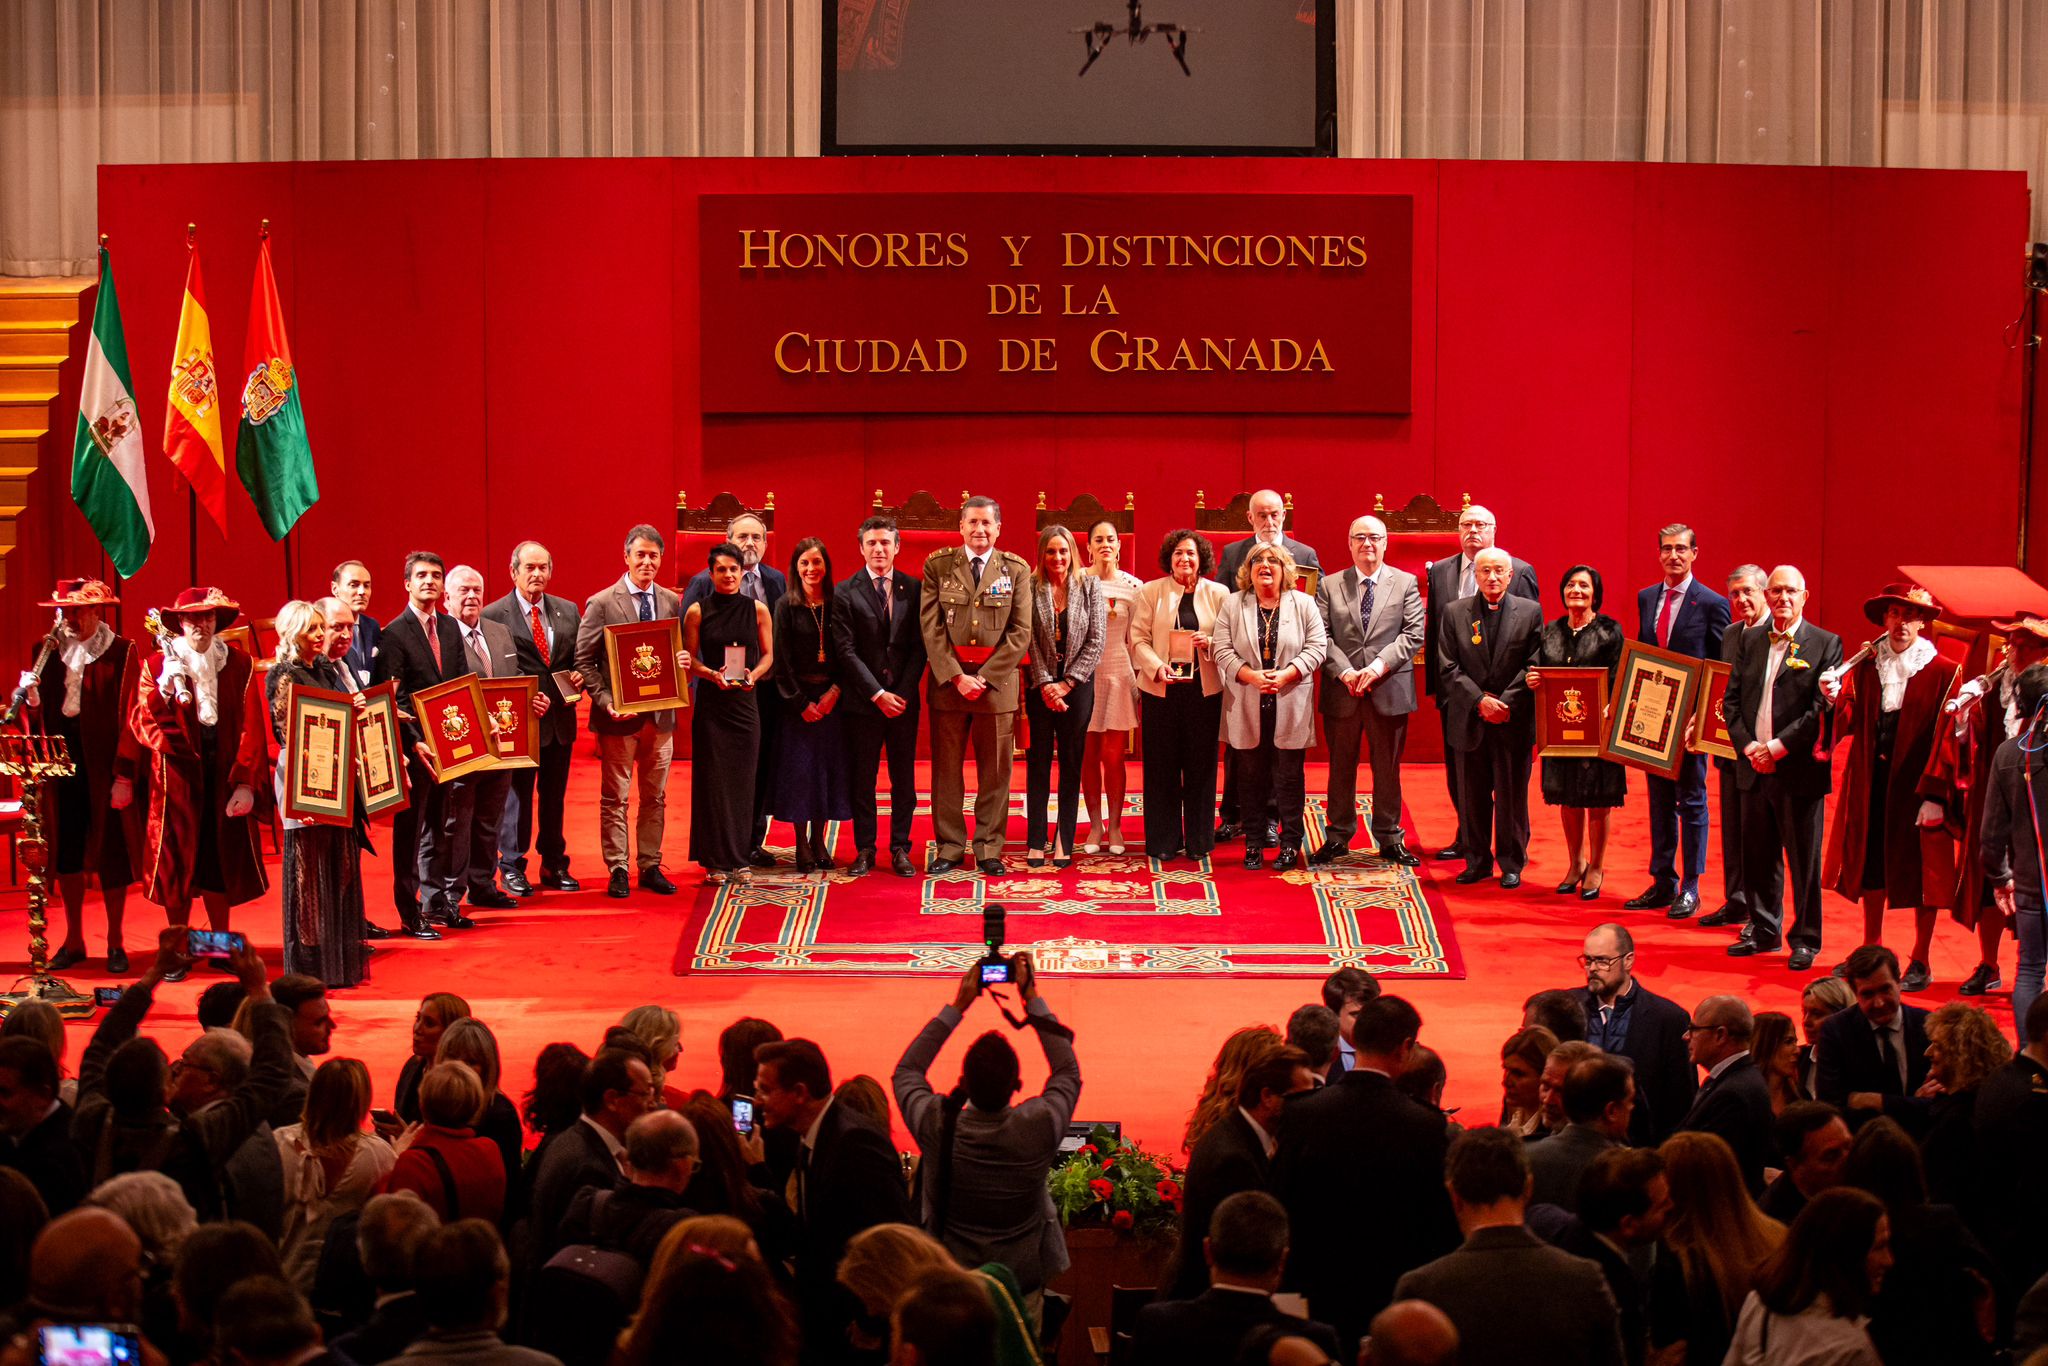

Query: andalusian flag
[71,245,155,577]
[235,237,318,539]
[164,246,228,532]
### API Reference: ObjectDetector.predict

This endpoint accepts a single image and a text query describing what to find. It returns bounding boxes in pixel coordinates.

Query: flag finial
[98,233,108,248]
[260,219,270,240]
[186,222,196,247]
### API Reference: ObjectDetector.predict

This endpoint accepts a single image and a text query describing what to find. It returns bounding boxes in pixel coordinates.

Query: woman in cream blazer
[1129,530,1231,863]
[1210,541,1328,869]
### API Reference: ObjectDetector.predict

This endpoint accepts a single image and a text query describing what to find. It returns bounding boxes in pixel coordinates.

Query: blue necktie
[1360,575,1376,638]
[635,592,653,623]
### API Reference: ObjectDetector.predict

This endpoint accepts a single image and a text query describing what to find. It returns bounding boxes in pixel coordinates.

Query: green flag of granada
[236,237,318,539]
[72,245,157,578]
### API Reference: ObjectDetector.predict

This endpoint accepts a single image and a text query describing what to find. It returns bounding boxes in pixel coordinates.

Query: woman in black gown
[265,599,368,988]
[1524,564,1627,900]
[683,542,775,883]
[772,537,852,872]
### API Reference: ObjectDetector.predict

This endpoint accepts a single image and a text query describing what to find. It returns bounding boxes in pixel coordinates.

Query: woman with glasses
[1212,542,1328,870]
[1524,565,1627,899]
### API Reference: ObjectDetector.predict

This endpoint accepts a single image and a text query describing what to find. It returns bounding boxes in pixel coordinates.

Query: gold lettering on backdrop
[1089,331,1333,374]
[1061,285,1118,316]
[775,333,968,375]
[988,283,1041,316]
[1001,235,1032,268]
[738,229,969,270]
[997,338,1058,372]
[1060,233,1369,270]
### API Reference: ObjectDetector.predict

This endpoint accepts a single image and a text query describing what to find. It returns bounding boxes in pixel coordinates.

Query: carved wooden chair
[675,489,776,581]
[870,488,967,579]
[1035,491,1136,571]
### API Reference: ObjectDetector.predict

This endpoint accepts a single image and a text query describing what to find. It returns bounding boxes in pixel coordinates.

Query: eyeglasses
[1348,533,1387,544]
[1458,519,1495,530]
[1681,1022,1728,1037]
[169,1058,217,1079]
[1576,954,1631,971]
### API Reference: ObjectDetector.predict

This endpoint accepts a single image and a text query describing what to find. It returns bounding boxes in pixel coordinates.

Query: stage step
[0,278,92,592]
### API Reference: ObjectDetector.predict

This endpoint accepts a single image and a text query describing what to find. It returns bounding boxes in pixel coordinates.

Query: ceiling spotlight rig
[1076,0,1196,77]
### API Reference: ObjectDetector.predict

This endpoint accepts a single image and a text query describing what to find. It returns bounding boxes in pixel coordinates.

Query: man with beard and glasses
[685,511,787,868]
[129,588,267,978]
[17,578,143,972]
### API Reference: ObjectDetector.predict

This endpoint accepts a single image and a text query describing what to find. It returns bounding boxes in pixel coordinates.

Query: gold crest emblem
[491,698,518,735]
[1558,688,1588,725]
[438,703,472,743]
[241,357,294,426]
[630,642,661,679]
[1712,698,1726,724]
[88,396,140,455]
[171,350,218,417]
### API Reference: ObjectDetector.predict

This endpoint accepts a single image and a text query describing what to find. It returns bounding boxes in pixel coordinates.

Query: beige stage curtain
[4,0,2045,275]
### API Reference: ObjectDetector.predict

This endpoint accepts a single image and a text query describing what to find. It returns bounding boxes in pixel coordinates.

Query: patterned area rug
[675,796,1464,980]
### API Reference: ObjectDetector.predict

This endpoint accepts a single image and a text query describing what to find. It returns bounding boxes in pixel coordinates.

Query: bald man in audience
[0,1208,169,1366]
[1362,1301,1459,1366]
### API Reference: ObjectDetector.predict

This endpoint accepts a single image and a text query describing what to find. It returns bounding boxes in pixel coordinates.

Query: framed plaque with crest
[282,681,357,826]
[1600,640,1705,778]
[411,674,498,782]
[479,676,540,769]
[1534,668,1609,758]
[353,680,410,816]
[1692,659,1737,761]
[603,618,687,714]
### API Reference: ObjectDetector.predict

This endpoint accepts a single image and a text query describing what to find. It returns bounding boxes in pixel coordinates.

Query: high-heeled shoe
[809,838,833,871]
[1053,846,1073,870]
[1108,826,1127,855]
[1580,872,1605,901]
[1082,824,1102,855]
[1554,865,1587,896]
[794,851,815,874]
[1026,850,1047,869]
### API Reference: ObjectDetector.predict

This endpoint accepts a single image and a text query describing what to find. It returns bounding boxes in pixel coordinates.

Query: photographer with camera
[892,929,1080,1318]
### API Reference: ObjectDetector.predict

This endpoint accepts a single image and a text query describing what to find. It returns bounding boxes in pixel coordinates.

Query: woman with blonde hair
[620,1003,684,1105]
[838,1224,1042,1366]
[377,1059,505,1223]
[1498,1025,1557,1136]
[274,1057,394,1290]
[618,1215,793,1366]
[1184,1025,1284,1152]
[1212,541,1327,870]
[1906,1001,2012,1212]
[435,1016,524,1184]
[394,991,471,1124]
[1025,523,1106,869]
[1650,1130,1786,1364]
[1799,977,1855,1097]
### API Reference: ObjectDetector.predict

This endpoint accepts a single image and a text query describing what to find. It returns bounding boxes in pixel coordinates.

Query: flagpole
[184,222,199,587]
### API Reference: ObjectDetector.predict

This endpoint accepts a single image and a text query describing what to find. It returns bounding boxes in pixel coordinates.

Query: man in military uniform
[920,496,1032,875]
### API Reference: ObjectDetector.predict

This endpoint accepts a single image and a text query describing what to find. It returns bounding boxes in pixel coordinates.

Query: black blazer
[1272,1069,1459,1347]
[1424,552,1539,698]
[343,611,382,681]
[1570,982,1697,1144]
[481,590,583,747]
[1723,618,1844,797]
[1131,1287,1343,1366]
[796,1100,910,1286]
[527,1121,622,1259]
[1676,1055,1775,1193]
[1215,533,1322,589]
[370,608,468,746]
[328,1290,430,1366]
[1436,593,1544,751]
[1165,1109,1272,1301]
[1814,1003,1931,1115]
[0,1098,85,1214]
[829,568,927,715]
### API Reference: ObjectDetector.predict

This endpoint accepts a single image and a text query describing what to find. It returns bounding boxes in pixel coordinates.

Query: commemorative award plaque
[1535,668,1609,758]
[412,674,497,782]
[1600,640,1705,778]
[603,619,686,714]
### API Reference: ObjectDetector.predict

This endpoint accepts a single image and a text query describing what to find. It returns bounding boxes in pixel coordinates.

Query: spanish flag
[164,246,228,533]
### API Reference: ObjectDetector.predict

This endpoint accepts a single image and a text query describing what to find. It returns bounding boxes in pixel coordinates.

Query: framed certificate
[1534,668,1609,758]
[603,618,687,714]
[1600,640,1705,778]
[412,674,498,782]
[282,681,356,826]
[480,676,540,769]
[1693,659,1738,760]
[354,680,410,816]
[1167,628,1199,680]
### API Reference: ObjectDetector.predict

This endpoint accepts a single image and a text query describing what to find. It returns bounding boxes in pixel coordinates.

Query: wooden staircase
[0,278,95,592]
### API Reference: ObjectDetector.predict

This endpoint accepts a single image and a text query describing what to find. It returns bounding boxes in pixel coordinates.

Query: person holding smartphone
[0,1208,171,1366]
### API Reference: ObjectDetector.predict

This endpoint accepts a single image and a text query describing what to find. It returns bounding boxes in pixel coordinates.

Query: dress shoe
[929,856,963,874]
[1698,906,1748,929]
[747,847,778,870]
[1788,947,1818,972]
[436,912,478,930]
[1378,844,1422,868]
[47,943,86,971]
[1215,821,1243,843]
[607,868,631,899]
[1453,866,1492,885]
[1435,845,1466,862]
[891,850,917,878]
[1667,891,1700,921]
[1025,851,1046,869]
[105,945,128,974]
[1308,843,1347,865]
[977,858,1005,877]
[1499,872,1522,890]
[848,850,876,876]
[1726,931,1781,957]
[1579,875,1605,902]
[1243,848,1265,870]
[794,851,816,874]
[1273,848,1302,872]
[1554,869,1585,895]
[1901,959,1932,992]
[162,965,189,982]
[1263,822,1281,846]
[364,922,392,940]
[470,889,519,910]
[502,871,535,897]
[402,925,443,941]
[640,868,678,895]
[539,871,581,892]
[1959,962,2003,995]
[1624,886,1675,911]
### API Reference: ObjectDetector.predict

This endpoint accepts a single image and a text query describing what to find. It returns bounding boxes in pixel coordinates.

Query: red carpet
[0,751,2005,1160]
[677,795,1463,980]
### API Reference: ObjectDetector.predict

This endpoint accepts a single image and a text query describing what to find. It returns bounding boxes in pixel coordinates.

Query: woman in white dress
[274,1057,395,1292]
[1082,519,1145,855]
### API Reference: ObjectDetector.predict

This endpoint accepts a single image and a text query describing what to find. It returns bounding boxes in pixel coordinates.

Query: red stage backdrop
[7,159,2023,675]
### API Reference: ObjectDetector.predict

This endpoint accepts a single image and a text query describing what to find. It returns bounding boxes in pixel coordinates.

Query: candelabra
[0,732,91,1018]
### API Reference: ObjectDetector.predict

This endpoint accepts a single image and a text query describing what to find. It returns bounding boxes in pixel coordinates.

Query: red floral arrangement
[1049,1128,1182,1237]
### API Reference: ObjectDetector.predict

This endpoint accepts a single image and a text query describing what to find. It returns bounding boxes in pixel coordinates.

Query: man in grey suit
[1314,513,1426,866]
[576,524,689,900]
[443,565,531,913]
[1214,489,1322,845]
[1526,1053,1633,1212]
[1395,1127,1624,1366]
[483,541,586,895]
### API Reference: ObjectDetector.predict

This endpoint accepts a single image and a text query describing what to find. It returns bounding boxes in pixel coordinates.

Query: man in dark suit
[1437,548,1544,887]
[1213,489,1321,844]
[443,565,529,913]
[1560,1149,1671,1366]
[0,1037,85,1213]
[1273,996,1459,1349]
[1722,564,1843,970]
[1422,504,1539,862]
[1394,1127,1623,1366]
[1526,1053,1631,1213]
[1675,995,1775,1192]
[370,551,472,937]
[1164,1046,1315,1301]
[1570,923,1696,1143]
[526,1049,652,1260]
[682,512,787,868]
[330,1191,439,1365]
[1134,1192,1344,1366]
[755,1038,909,1366]
[1627,524,1731,919]
[483,540,585,895]
[1813,944,1931,1121]
[830,515,927,878]
[1314,513,1426,866]
[1700,566,1770,932]
[332,558,381,681]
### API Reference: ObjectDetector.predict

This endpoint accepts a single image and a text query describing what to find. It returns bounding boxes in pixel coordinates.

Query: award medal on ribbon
[439,704,472,743]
